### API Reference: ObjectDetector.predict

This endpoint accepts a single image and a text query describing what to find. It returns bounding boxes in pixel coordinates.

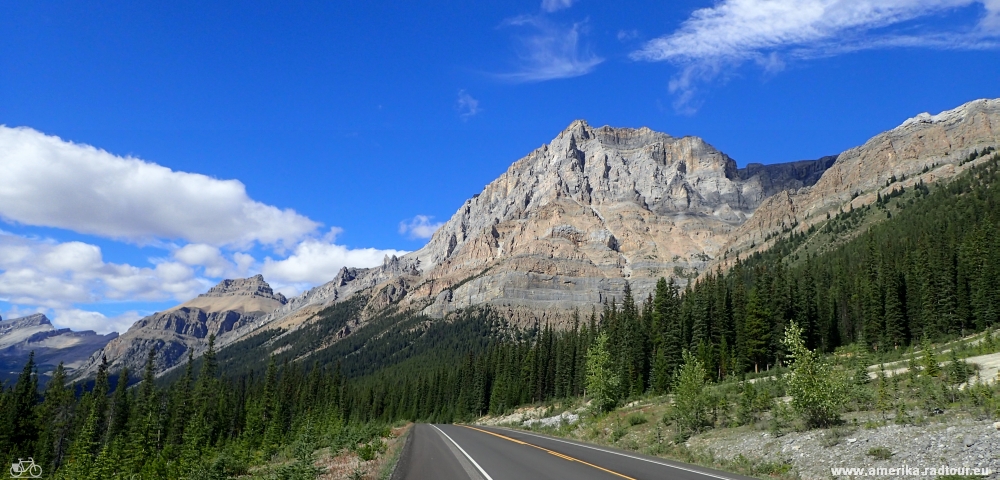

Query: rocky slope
[77,274,286,378]
[717,98,1000,263]
[0,313,117,381]
[220,121,834,348]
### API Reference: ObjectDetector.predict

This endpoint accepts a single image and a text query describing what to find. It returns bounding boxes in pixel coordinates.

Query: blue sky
[2,0,999,333]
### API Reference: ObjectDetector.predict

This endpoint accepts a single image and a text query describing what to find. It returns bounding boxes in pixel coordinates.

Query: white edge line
[432,425,495,480]
[495,427,739,480]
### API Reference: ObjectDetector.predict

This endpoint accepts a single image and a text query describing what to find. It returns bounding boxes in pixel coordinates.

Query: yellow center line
[459,425,636,480]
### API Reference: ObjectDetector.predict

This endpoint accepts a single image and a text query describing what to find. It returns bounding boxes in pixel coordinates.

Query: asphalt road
[392,423,756,480]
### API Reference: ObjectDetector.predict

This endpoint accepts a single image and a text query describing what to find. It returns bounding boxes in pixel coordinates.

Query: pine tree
[36,362,75,472]
[743,288,771,373]
[6,351,39,458]
[650,347,670,394]
[107,367,130,442]
[883,269,906,349]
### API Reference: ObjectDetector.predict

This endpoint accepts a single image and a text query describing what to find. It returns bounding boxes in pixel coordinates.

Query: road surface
[392,423,755,480]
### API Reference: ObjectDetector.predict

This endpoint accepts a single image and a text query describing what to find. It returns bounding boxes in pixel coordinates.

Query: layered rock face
[718,98,1000,261]
[0,313,117,381]
[224,121,834,341]
[77,275,286,378]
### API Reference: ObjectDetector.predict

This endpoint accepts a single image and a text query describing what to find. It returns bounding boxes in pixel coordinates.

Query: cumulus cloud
[456,90,481,119]
[498,16,604,82]
[172,243,251,278]
[51,309,142,335]
[0,231,207,309]
[631,0,1000,110]
[541,0,576,13]
[262,239,408,286]
[0,126,319,247]
[398,215,444,240]
[0,126,417,331]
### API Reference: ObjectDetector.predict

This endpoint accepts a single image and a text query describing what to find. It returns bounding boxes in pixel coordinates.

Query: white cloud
[0,127,417,332]
[499,16,604,82]
[172,243,249,278]
[398,215,445,240]
[541,0,576,13]
[262,239,407,285]
[456,90,481,119]
[632,0,1000,110]
[51,309,141,335]
[0,126,319,247]
[0,231,207,309]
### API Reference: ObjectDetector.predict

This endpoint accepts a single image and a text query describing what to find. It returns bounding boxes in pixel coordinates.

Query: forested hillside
[2,152,1000,478]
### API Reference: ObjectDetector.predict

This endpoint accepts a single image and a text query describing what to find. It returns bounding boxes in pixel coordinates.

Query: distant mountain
[216,120,835,353]
[0,313,117,382]
[75,274,286,379]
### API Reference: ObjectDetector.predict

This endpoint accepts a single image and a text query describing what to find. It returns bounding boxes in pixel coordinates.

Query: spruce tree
[6,351,39,458]
[36,362,74,472]
[743,288,771,373]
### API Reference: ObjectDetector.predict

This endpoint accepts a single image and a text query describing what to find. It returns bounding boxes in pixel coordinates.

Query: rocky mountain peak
[1,313,51,327]
[235,120,836,330]
[898,98,1000,130]
[0,314,55,345]
[200,274,287,304]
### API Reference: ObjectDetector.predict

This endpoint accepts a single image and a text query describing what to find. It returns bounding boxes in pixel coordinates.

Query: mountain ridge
[76,275,287,378]
[0,313,117,381]
[716,98,1000,265]
[217,119,836,351]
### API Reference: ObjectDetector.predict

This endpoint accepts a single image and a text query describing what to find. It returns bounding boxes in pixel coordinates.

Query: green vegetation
[783,321,845,428]
[867,446,893,460]
[0,336,400,479]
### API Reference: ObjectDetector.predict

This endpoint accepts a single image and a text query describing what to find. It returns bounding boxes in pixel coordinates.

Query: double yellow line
[459,425,636,480]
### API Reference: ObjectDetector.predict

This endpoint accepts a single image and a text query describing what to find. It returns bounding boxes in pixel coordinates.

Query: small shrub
[355,438,387,462]
[626,413,648,427]
[782,322,845,428]
[820,426,853,447]
[867,446,893,460]
[670,350,711,439]
[769,400,794,437]
[610,422,628,442]
[730,454,794,477]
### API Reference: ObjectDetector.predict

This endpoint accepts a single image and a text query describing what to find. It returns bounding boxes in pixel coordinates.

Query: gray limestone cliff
[223,120,835,341]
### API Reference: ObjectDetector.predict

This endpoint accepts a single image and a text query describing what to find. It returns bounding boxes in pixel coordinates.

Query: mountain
[116,98,1000,380]
[217,121,834,352]
[76,274,286,378]
[717,98,1000,264]
[0,313,117,382]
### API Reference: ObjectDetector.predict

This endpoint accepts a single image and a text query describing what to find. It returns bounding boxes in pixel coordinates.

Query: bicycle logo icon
[9,458,41,478]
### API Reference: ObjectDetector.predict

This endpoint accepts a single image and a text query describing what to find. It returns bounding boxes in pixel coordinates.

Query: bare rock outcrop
[227,120,833,336]
[76,275,286,378]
